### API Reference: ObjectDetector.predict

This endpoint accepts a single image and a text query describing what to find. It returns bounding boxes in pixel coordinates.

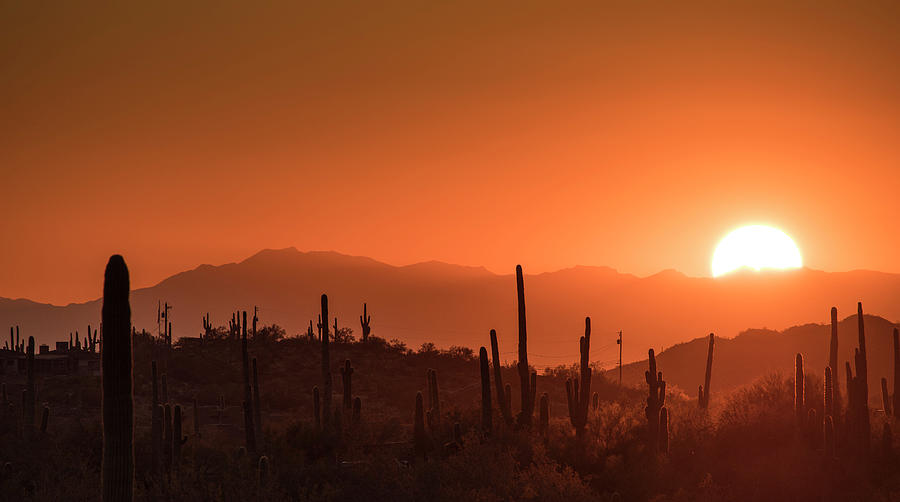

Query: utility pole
[616,330,623,386]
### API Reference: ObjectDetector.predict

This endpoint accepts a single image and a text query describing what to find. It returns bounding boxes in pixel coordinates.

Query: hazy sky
[2,1,900,304]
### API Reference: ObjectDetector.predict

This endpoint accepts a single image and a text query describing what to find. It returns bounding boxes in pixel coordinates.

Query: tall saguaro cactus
[829,307,841,417]
[489,329,514,427]
[645,348,666,453]
[515,265,536,427]
[565,318,592,458]
[847,302,871,452]
[698,333,714,409]
[101,255,134,502]
[479,347,492,434]
[24,336,35,440]
[795,353,805,425]
[241,312,256,452]
[893,328,900,417]
[321,295,332,426]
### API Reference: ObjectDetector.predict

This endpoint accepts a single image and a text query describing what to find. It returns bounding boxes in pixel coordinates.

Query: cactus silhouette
[893,328,900,417]
[479,347,492,434]
[824,366,834,418]
[539,393,549,437]
[824,415,836,458]
[101,255,134,501]
[24,336,34,440]
[426,368,440,431]
[320,295,332,427]
[359,303,371,342]
[413,391,431,460]
[645,348,666,453]
[241,311,256,452]
[489,329,514,427]
[174,405,188,466]
[565,318,592,462]
[882,378,892,416]
[698,333,714,409]
[515,265,536,428]
[829,307,841,418]
[795,353,805,425]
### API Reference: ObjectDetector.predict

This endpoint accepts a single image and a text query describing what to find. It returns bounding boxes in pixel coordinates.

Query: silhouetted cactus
[698,333,714,409]
[795,353,805,425]
[591,392,599,411]
[824,415,836,459]
[426,368,440,431]
[489,329,514,427]
[829,308,840,418]
[645,348,666,453]
[808,408,820,449]
[882,378,892,415]
[252,357,262,445]
[257,455,269,491]
[565,318,592,461]
[360,303,371,342]
[479,347,492,434]
[847,302,871,453]
[824,366,834,418]
[893,328,900,417]
[241,311,256,452]
[174,405,188,467]
[414,391,431,460]
[659,407,669,454]
[320,295,332,427]
[101,255,134,501]
[539,393,549,437]
[341,359,354,411]
[161,374,168,404]
[24,336,34,440]
[515,265,536,428]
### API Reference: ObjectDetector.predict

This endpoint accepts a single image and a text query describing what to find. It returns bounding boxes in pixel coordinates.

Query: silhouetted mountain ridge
[2,248,900,383]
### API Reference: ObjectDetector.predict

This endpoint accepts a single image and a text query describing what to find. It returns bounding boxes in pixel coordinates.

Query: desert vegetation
[1,256,899,501]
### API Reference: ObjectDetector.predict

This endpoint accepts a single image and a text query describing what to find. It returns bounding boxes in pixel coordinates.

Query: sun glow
[712,225,803,277]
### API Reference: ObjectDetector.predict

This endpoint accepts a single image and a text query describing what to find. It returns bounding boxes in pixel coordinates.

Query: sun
[712,225,803,277]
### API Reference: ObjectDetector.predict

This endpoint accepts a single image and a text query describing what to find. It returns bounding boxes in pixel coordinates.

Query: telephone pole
[616,330,623,386]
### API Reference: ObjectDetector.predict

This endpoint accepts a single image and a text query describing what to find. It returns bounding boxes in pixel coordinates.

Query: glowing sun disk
[712,225,802,277]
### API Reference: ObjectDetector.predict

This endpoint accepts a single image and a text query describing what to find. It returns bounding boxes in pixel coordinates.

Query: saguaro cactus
[359,303,371,343]
[539,393,550,437]
[341,359,354,411]
[515,265,536,428]
[414,392,431,460]
[426,369,440,430]
[241,312,256,452]
[795,353,805,424]
[565,318,592,458]
[698,333,714,409]
[645,348,666,453]
[882,378,892,416]
[847,302,871,452]
[489,329,514,427]
[101,255,134,501]
[320,295,332,427]
[893,328,900,417]
[824,366,834,418]
[173,405,187,466]
[824,415,836,458]
[829,307,841,417]
[24,336,35,440]
[479,347,492,434]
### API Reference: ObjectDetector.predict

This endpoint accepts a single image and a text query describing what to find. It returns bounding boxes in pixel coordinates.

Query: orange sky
[2,1,900,305]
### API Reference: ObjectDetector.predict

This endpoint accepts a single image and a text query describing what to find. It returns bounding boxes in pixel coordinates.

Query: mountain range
[2,248,899,382]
